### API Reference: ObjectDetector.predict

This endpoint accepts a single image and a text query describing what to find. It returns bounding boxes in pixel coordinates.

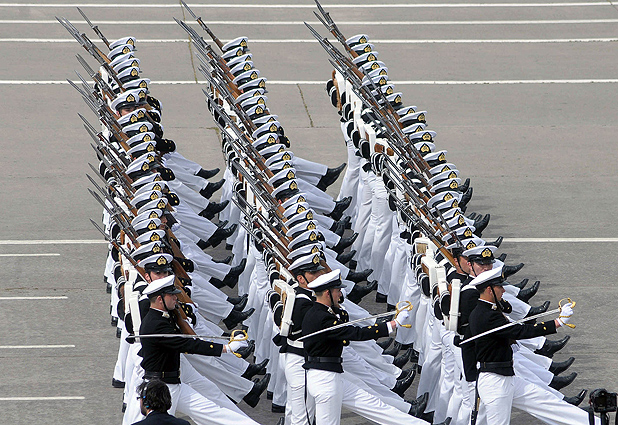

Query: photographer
[133,379,189,425]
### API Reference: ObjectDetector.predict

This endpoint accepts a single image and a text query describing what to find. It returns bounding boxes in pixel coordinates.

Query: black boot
[328,196,352,221]
[243,374,270,408]
[496,253,507,262]
[346,268,373,283]
[196,167,220,180]
[535,335,570,358]
[332,232,358,254]
[204,223,237,248]
[512,278,529,290]
[112,378,125,389]
[199,178,225,199]
[503,262,525,278]
[346,280,378,304]
[383,341,402,357]
[392,368,417,397]
[232,296,248,311]
[517,280,540,303]
[228,293,248,306]
[223,307,255,330]
[211,258,246,289]
[459,177,470,193]
[407,392,429,418]
[271,403,285,413]
[200,200,230,220]
[549,371,577,390]
[487,234,502,248]
[330,218,347,237]
[550,356,575,375]
[393,348,412,368]
[526,300,551,318]
[317,163,346,191]
[564,389,587,406]
[398,366,415,380]
[377,337,394,350]
[336,249,356,265]
[375,292,388,303]
[242,359,269,380]
[474,213,490,236]
[458,187,473,209]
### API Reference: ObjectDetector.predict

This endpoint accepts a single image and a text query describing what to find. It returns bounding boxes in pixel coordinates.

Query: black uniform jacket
[132,411,190,425]
[302,302,389,373]
[279,286,314,357]
[139,308,223,383]
[469,299,557,376]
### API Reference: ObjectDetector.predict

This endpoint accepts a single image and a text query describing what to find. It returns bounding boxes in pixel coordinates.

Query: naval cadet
[301,270,447,425]
[467,266,594,425]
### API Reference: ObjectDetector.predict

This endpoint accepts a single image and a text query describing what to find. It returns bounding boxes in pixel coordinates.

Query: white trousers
[306,369,427,425]
[478,372,599,425]
[284,352,316,425]
[167,381,259,425]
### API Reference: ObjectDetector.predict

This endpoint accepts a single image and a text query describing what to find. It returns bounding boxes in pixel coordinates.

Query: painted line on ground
[2,79,618,86]
[3,19,618,25]
[0,296,68,300]
[0,239,105,245]
[0,345,75,349]
[1,37,617,44]
[504,238,618,243]
[0,253,61,257]
[0,2,614,7]
[0,397,85,401]
[0,238,617,245]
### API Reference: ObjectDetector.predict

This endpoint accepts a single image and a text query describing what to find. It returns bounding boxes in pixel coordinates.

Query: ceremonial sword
[298,301,413,341]
[459,298,576,345]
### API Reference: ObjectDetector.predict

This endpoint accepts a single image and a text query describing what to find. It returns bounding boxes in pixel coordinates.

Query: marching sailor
[301,270,448,425]
[467,266,596,425]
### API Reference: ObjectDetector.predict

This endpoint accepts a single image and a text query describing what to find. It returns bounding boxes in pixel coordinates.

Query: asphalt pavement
[1,1,617,424]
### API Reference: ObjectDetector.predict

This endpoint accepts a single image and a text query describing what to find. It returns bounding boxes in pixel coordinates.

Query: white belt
[287,338,304,349]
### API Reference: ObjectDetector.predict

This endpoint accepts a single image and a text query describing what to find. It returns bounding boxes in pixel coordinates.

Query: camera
[590,389,618,414]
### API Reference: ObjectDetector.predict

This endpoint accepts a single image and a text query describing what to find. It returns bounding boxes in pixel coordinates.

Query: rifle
[180,0,225,52]
[304,21,434,182]
[90,219,196,335]
[313,0,358,59]
[174,18,242,98]
[77,7,110,49]
[56,16,124,89]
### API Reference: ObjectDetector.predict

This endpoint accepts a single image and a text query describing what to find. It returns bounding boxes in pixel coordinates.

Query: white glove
[557,302,574,327]
[227,337,248,353]
[395,310,411,327]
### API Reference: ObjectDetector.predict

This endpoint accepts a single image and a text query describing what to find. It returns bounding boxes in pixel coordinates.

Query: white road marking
[3,19,618,25]
[0,2,612,8]
[0,397,85,401]
[1,37,617,44]
[0,296,68,300]
[504,238,618,243]
[2,79,618,85]
[0,239,106,244]
[0,238,616,245]
[0,253,60,257]
[0,345,75,349]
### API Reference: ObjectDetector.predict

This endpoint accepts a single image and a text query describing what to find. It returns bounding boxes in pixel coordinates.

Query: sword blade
[298,310,395,341]
[131,333,229,340]
[459,307,560,345]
